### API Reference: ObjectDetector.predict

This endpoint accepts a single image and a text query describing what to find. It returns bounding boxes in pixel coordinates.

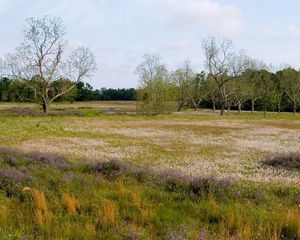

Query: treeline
[135,38,300,115]
[0,78,136,102]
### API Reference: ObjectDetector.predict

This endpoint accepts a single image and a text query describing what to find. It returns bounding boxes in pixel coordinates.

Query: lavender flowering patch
[0,168,31,196]
[0,147,233,200]
[189,176,231,197]
[25,152,69,170]
[80,159,126,179]
[261,153,300,171]
[157,169,192,192]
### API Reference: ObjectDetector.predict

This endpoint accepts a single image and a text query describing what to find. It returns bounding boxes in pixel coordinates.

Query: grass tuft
[62,193,79,214]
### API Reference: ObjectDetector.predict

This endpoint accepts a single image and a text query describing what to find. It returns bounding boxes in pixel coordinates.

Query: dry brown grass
[0,205,9,225]
[23,187,53,233]
[62,193,79,214]
[97,200,119,227]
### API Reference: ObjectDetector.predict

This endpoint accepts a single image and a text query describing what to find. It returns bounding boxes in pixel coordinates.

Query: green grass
[0,102,299,239]
[0,148,300,239]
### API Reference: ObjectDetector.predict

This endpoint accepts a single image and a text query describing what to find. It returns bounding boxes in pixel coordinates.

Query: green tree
[170,61,194,111]
[135,54,171,114]
[202,74,218,112]
[272,70,287,114]
[244,69,261,113]
[230,73,249,114]
[280,68,300,115]
[0,77,12,101]
[188,72,206,110]
[257,70,274,118]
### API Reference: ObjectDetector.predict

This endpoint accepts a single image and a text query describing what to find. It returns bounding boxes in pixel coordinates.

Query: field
[0,101,300,239]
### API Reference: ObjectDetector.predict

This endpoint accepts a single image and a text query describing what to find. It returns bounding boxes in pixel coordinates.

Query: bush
[261,153,300,170]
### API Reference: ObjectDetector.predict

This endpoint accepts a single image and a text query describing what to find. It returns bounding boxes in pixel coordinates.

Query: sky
[0,0,300,89]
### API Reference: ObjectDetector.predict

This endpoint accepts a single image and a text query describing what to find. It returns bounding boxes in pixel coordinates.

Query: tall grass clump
[62,193,79,214]
[23,187,53,236]
[96,199,119,229]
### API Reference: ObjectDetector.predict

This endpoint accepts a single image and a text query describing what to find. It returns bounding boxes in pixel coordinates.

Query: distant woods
[1,16,300,115]
[135,38,300,115]
[0,78,137,102]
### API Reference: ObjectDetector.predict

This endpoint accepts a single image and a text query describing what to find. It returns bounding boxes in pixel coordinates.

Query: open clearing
[1,102,300,239]
[1,101,299,186]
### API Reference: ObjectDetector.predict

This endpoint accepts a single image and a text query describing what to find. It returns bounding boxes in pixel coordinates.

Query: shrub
[158,169,190,192]
[188,176,231,197]
[262,153,300,170]
[81,160,126,179]
[26,152,69,170]
[0,148,69,170]
[0,169,30,197]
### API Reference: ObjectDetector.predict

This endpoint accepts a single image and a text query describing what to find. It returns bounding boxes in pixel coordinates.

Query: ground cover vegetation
[0,102,298,239]
[0,15,300,240]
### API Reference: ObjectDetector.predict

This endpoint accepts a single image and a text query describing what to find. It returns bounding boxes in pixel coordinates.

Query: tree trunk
[251,99,255,114]
[191,99,197,111]
[277,103,281,115]
[42,102,48,114]
[192,99,201,111]
[177,102,183,112]
[227,105,230,113]
[220,103,225,116]
[294,101,297,115]
[219,85,226,116]
[212,99,216,113]
[193,103,197,111]
[238,102,242,114]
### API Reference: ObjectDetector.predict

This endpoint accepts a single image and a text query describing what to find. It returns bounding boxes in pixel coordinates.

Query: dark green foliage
[97,88,136,101]
[280,223,299,240]
[0,78,137,104]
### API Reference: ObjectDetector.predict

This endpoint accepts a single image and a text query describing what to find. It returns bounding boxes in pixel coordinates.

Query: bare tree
[0,57,5,79]
[4,15,96,113]
[202,37,248,115]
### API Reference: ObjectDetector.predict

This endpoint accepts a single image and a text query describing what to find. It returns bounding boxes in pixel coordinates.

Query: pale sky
[0,0,300,89]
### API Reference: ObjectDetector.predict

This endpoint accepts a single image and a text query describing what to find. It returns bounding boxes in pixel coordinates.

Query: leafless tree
[4,15,96,113]
[202,37,248,115]
[0,57,5,79]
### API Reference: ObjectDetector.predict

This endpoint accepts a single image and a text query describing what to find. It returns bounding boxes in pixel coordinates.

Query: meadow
[0,101,299,239]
